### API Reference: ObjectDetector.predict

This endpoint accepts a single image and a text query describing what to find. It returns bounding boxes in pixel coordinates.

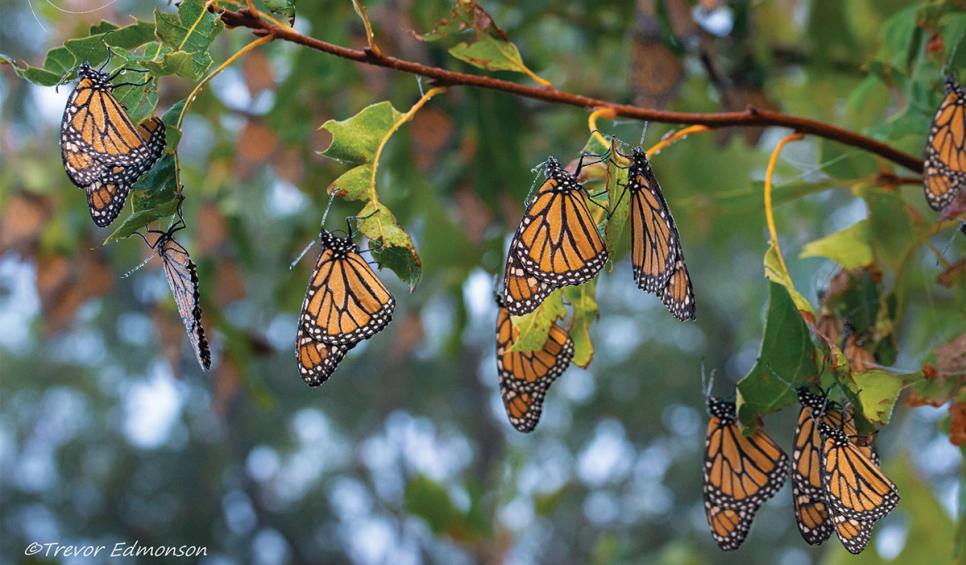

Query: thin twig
[216,7,923,173]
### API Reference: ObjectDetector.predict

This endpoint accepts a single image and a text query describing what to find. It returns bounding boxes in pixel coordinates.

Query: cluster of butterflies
[495,147,695,432]
[923,74,966,216]
[702,386,899,554]
[60,58,210,370]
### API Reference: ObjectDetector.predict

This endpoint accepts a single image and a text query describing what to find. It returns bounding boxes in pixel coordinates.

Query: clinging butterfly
[923,75,966,211]
[703,396,789,551]
[818,420,899,554]
[61,61,164,226]
[495,305,574,432]
[511,156,608,287]
[296,222,395,385]
[792,388,879,546]
[152,221,212,371]
[626,147,680,294]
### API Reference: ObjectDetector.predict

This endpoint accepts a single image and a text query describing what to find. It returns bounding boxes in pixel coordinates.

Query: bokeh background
[1,1,963,563]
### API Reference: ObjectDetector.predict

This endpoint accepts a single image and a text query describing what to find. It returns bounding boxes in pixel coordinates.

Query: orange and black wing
[296,325,350,386]
[792,401,834,545]
[495,306,574,432]
[628,148,679,293]
[819,423,899,554]
[923,76,966,211]
[61,68,155,187]
[660,244,696,321]
[512,157,608,287]
[299,230,395,347]
[157,232,211,371]
[703,397,788,550]
[85,178,131,227]
[498,245,556,316]
[843,332,876,373]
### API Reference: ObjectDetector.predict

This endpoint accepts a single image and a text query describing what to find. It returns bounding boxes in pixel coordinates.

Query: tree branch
[217,7,923,173]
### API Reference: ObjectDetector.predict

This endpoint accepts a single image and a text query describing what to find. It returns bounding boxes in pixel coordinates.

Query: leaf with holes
[154,0,225,80]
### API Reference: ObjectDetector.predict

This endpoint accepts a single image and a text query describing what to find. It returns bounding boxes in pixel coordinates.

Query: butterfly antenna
[524,163,546,203]
[122,253,156,279]
[320,191,337,227]
[99,48,112,73]
[943,32,965,77]
[289,240,317,270]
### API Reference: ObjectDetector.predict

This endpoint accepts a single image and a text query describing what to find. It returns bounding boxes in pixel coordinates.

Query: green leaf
[161,100,185,152]
[416,0,547,83]
[604,155,631,261]
[1,47,76,86]
[847,76,891,131]
[327,165,373,202]
[448,36,532,74]
[509,291,566,354]
[143,50,196,79]
[319,101,403,165]
[848,369,917,426]
[799,219,873,269]
[763,243,814,315]
[105,155,180,243]
[564,280,598,368]
[736,281,818,429]
[357,202,422,290]
[113,80,159,125]
[154,0,225,80]
[818,138,880,180]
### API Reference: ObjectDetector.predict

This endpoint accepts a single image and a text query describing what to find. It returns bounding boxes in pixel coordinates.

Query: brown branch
[217,7,923,173]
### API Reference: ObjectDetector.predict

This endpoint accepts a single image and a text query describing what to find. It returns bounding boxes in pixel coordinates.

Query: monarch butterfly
[703,396,789,551]
[923,75,966,211]
[626,147,680,294]
[792,388,879,545]
[61,62,164,226]
[153,223,211,371]
[511,156,608,287]
[495,305,574,432]
[296,224,395,384]
[818,420,899,554]
[498,243,556,316]
[82,118,166,227]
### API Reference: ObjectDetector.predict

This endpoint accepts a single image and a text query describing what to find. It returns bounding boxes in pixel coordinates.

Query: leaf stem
[645,125,711,158]
[367,86,448,239]
[588,107,618,155]
[174,33,274,195]
[351,0,382,57]
[764,132,804,280]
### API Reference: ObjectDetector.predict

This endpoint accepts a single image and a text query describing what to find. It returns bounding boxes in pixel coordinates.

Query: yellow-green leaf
[799,219,873,269]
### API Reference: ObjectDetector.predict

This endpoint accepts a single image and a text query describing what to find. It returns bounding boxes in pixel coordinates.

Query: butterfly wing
[512,166,608,287]
[820,428,899,554]
[628,153,679,293]
[85,178,131,227]
[660,244,696,321]
[496,306,574,432]
[158,235,212,371]
[299,240,395,346]
[498,245,557,316]
[296,324,350,386]
[792,405,835,545]
[923,77,966,211]
[703,403,789,551]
